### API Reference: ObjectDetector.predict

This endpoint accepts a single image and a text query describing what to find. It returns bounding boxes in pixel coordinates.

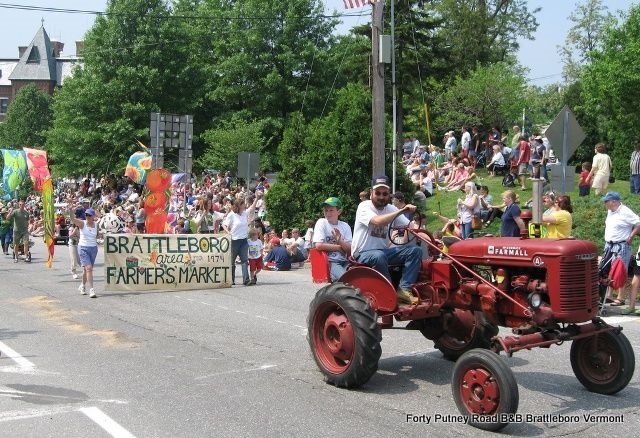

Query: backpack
[502,173,516,187]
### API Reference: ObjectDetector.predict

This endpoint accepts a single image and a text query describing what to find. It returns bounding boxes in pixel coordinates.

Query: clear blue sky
[0,0,637,85]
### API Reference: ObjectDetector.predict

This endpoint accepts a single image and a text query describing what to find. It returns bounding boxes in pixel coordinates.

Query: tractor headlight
[528,292,542,309]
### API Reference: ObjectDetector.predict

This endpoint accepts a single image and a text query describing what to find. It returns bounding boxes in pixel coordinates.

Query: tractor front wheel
[308,282,381,388]
[434,310,498,361]
[570,330,635,395]
[452,349,519,431]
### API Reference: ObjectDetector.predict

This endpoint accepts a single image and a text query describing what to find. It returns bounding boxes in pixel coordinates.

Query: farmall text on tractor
[306,214,634,432]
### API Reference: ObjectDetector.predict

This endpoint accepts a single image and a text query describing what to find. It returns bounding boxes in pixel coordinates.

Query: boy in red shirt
[579,162,592,196]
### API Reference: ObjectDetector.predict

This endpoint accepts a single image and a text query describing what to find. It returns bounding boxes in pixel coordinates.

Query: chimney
[51,40,64,57]
[75,41,85,57]
[19,46,28,58]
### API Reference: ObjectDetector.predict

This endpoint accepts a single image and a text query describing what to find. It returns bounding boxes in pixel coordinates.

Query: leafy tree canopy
[0,84,52,149]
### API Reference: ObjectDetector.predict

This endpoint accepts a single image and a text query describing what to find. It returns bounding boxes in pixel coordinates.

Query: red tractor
[307,225,635,431]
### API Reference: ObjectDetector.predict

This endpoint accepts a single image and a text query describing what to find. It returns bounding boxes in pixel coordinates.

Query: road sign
[549,165,575,193]
[238,152,260,186]
[544,105,585,163]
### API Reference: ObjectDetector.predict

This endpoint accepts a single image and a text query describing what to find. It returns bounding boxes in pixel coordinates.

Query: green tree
[0,85,52,149]
[432,62,528,135]
[197,117,265,175]
[432,0,540,74]
[47,0,194,175]
[581,5,640,178]
[266,83,372,230]
[558,0,612,83]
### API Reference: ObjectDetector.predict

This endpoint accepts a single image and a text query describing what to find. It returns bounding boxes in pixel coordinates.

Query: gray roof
[9,26,57,82]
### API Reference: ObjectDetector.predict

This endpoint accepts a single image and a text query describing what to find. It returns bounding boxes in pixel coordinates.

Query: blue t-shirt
[264,246,291,270]
[500,203,522,237]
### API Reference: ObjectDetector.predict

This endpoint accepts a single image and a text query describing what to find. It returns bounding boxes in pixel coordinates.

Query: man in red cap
[351,175,422,305]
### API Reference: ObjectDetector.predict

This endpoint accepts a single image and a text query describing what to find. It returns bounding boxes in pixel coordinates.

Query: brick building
[0,25,82,122]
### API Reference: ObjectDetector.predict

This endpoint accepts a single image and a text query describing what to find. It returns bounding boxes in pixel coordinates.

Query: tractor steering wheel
[388,210,423,246]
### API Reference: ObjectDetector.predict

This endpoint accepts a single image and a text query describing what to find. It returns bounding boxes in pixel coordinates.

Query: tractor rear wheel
[452,349,519,431]
[570,331,635,395]
[308,282,382,388]
[434,310,498,361]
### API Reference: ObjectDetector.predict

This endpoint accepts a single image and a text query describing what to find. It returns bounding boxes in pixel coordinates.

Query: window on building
[0,98,8,114]
[27,46,40,63]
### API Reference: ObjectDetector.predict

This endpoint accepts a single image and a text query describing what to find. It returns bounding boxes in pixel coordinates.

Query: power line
[0,2,367,21]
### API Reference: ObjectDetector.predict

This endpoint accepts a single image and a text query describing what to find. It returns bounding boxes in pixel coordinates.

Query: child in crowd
[247,228,263,284]
[579,162,592,196]
[313,197,352,281]
[303,219,315,256]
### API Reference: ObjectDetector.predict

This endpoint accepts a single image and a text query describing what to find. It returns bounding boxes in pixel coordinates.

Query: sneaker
[25,253,31,263]
[14,258,18,263]
[72,273,79,280]
[243,278,251,286]
[396,289,419,305]
[250,276,257,285]
[78,284,86,295]
[89,288,96,298]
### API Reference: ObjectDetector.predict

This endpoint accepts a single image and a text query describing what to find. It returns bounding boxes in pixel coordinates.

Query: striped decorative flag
[343,0,382,9]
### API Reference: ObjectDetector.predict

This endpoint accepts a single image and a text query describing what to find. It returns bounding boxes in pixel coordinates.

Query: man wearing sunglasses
[351,175,422,305]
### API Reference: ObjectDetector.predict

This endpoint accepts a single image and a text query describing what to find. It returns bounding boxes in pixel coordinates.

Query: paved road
[0,240,639,437]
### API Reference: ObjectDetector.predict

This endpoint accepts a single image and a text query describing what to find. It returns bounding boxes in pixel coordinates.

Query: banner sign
[104,233,232,291]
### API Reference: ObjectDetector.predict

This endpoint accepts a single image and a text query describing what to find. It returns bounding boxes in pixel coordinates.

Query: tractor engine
[444,237,600,328]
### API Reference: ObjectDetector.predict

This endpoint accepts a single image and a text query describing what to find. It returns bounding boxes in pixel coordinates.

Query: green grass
[422,168,638,252]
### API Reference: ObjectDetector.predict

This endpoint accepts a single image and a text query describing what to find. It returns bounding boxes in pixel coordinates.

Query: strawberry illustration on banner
[23,147,51,192]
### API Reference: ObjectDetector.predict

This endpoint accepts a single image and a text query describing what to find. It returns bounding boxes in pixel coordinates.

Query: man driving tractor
[351,175,422,305]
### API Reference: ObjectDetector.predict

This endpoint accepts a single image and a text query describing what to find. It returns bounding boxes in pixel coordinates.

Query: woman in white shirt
[486,144,506,177]
[69,207,98,298]
[222,198,255,286]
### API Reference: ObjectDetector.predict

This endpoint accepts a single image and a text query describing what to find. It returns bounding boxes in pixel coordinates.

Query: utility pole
[371,1,385,178]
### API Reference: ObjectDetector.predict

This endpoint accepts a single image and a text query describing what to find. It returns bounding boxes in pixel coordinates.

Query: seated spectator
[264,237,291,271]
[486,144,507,177]
[287,228,307,266]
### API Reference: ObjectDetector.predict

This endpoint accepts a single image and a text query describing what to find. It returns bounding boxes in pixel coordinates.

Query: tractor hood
[447,237,598,265]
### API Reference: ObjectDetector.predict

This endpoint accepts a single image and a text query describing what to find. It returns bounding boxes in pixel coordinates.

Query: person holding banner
[7,199,31,263]
[222,198,256,286]
[69,206,98,298]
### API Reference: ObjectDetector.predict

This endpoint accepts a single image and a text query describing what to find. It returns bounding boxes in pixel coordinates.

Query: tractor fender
[340,266,397,312]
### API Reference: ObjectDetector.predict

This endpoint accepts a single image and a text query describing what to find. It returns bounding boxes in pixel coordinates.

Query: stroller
[597,244,627,315]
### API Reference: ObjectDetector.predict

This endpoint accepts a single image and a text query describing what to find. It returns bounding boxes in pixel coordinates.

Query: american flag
[343,0,382,9]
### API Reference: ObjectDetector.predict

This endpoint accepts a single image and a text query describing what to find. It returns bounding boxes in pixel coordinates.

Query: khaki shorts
[592,174,609,193]
[13,230,29,245]
[518,163,529,176]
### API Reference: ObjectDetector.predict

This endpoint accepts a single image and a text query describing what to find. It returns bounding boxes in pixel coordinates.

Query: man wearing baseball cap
[599,191,640,306]
[351,176,422,305]
[264,237,292,271]
[312,196,352,281]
